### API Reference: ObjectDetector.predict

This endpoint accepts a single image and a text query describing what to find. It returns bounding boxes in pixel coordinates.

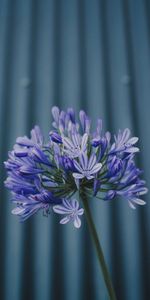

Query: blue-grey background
[0,0,150,299]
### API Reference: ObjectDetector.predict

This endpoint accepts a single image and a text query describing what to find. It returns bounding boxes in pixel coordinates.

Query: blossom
[107,156,123,178]
[16,125,44,148]
[53,199,84,228]
[110,128,139,154]
[4,106,148,228]
[49,131,62,144]
[117,184,147,209]
[73,153,102,180]
[79,110,91,134]
[62,133,88,158]
[12,190,61,221]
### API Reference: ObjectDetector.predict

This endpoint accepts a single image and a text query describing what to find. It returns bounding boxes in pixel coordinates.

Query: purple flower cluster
[4,107,147,228]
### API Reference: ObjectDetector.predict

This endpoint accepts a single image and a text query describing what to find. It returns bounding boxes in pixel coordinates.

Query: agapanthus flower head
[4,107,148,228]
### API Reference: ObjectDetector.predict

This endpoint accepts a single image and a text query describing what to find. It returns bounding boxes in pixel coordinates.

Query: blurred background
[0,0,150,299]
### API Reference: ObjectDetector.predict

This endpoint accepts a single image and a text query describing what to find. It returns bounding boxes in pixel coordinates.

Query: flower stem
[80,193,117,300]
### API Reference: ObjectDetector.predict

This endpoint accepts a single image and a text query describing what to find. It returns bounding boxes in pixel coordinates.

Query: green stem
[80,193,117,300]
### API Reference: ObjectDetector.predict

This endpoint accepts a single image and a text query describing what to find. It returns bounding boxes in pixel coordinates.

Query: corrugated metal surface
[0,0,150,299]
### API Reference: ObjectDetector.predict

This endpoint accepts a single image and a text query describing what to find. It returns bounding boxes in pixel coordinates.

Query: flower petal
[88,153,97,170]
[120,128,130,144]
[73,160,83,172]
[81,133,88,150]
[12,207,25,215]
[132,198,146,205]
[128,201,136,209]
[60,216,71,224]
[74,216,81,228]
[53,205,72,214]
[79,153,88,169]
[91,163,102,174]
[86,175,94,180]
[72,133,80,148]
[73,173,84,179]
[52,106,60,123]
[127,137,139,145]
[78,208,84,215]
[125,147,139,153]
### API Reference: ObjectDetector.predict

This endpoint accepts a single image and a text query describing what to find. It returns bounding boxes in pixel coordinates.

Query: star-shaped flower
[53,198,84,228]
[110,128,139,154]
[73,152,102,180]
[62,132,88,158]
